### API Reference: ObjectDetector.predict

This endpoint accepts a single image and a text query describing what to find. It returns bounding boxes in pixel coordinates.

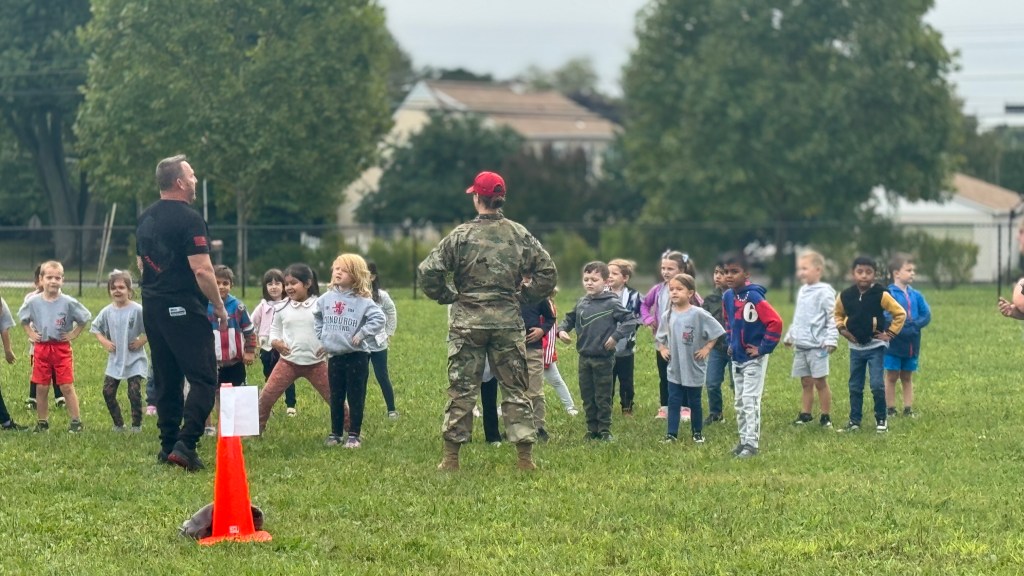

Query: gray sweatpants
[734,355,769,449]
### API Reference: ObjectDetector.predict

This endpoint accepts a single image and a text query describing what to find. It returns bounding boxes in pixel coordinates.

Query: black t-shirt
[136,199,210,313]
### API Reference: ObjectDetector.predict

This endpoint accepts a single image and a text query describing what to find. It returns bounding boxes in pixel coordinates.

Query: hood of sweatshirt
[735,283,767,300]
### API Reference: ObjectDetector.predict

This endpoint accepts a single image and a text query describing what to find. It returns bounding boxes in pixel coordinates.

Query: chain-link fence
[0,219,1018,300]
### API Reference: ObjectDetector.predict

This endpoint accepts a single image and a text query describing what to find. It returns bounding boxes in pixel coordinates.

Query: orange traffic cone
[199,430,272,545]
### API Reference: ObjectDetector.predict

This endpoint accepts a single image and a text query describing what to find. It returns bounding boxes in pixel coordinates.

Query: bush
[905,231,979,289]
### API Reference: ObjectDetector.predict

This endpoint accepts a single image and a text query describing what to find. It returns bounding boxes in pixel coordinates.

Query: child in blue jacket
[884,253,931,418]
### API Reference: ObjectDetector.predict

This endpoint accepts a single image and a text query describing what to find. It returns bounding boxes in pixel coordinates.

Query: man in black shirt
[136,155,227,471]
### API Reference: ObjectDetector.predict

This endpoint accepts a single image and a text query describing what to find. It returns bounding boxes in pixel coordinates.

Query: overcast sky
[381,0,1024,127]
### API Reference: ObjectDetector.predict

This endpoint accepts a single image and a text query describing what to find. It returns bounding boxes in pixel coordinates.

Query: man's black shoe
[167,440,205,472]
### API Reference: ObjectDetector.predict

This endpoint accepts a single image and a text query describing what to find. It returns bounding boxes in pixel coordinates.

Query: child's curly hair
[330,254,372,298]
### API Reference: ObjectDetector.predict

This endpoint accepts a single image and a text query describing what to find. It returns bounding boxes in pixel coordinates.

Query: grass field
[1,284,1022,575]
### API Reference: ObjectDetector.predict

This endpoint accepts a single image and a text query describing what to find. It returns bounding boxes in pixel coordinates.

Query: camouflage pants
[103,375,144,428]
[443,327,536,444]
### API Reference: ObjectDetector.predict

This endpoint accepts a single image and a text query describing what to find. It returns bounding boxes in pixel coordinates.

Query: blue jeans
[705,347,732,415]
[848,347,886,424]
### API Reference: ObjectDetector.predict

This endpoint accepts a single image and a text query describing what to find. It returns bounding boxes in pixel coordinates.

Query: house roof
[952,172,1023,213]
[401,80,618,141]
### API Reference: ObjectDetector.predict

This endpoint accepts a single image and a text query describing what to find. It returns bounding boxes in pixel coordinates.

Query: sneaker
[387,410,400,420]
[488,440,502,447]
[146,405,157,416]
[655,406,668,419]
[472,406,481,418]
[876,419,888,433]
[792,412,813,425]
[736,445,759,459]
[111,425,125,432]
[33,420,49,433]
[55,397,66,408]
[130,425,142,433]
[819,414,833,428]
[692,432,706,444]
[343,435,362,449]
[537,428,549,443]
[731,443,744,456]
[286,407,297,417]
[903,407,915,418]
[157,450,170,464]
[203,426,216,436]
[837,421,860,433]
[598,432,615,442]
[680,407,691,422]
[583,432,599,441]
[621,405,633,416]
[324,434,343,447]
[704,413,723,425]
[68,420,83,433]
[887,407,898,417]
[567,408,579,417]
[24,398,36,410]
[660,434,678,443]
[167,440,205,472]
[1,420,27,431]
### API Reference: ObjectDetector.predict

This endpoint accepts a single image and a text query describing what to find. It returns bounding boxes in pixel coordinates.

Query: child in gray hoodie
[783,251,838,428]
[557,261,638,441]
[315,254,385,449]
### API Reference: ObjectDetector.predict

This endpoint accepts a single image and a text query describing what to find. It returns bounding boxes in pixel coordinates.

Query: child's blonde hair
[40,260,64,277]
[107,269,135,299]
[798,250,825,270]
[608,258,636,281]
[331,253,372,297]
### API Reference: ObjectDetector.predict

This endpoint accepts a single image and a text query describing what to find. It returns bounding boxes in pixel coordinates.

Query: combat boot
[437,440,461,471]
[516,442,537,471]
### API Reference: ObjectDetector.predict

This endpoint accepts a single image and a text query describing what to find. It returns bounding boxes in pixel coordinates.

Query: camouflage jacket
[418,213,557,329]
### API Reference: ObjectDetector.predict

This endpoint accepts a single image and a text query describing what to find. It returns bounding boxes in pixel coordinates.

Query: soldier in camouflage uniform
[418,171,557,471]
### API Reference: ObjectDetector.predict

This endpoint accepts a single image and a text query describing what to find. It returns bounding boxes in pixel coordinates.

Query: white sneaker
[145,406,157,416]
[204,426,216,436]
[680,407,691,422]
[655,406,668,419]
[473,406,481,418]
[286,407,297,417]
[566,408,579,417]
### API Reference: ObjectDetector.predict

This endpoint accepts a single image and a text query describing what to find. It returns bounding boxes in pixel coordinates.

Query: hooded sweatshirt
[722,283,783,363]
[558,291,638,358]
[784,282,839,350]
[314,287,385,356]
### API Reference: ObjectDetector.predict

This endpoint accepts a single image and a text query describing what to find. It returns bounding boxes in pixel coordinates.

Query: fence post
[78,226,84,297]
[411,227,418,300]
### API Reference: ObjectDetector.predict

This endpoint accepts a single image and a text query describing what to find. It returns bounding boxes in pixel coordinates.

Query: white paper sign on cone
[219,385,260,437]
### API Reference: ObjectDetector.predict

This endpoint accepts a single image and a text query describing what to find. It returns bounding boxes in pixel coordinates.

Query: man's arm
[188,253,226,328]
[418,238,458,304]
[521,240,557,304]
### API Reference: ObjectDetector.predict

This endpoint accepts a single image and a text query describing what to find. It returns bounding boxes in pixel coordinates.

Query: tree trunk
[2,108,92,264]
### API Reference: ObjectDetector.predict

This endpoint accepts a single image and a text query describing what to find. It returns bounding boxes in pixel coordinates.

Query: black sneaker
[731,443,744,456]
[598,432,615,442]
[903,407,915,418]
[167,440,205,472]
[55,397,66,408]
[819,414,832,428]
[537,428,550,443]
[157,450,174,464]
[659,434,677,443]
[1,420,27,431]
[68,420,83,433]
[621,405,633,416]
[792,412,813,425]
[887,407,898,417]
[703,412,723,425]
[33,420,49,433]
[692,432,705,444]
[876,419,888,433]
[837,421,860,433]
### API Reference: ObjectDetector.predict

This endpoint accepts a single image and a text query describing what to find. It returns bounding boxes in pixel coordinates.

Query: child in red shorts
[17,261,92,432]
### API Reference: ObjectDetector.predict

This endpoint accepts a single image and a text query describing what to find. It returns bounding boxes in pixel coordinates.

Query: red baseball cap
[466,171,506,197]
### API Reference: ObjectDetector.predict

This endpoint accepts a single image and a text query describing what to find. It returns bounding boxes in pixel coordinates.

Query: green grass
[1,284,1022,574]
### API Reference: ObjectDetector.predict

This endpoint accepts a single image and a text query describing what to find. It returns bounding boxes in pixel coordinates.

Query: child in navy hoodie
[720,252,783,458]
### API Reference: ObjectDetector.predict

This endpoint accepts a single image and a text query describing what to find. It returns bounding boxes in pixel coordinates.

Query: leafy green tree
[0,0,93,260]
[0,123,48,227]
[77,0,394,268]
[357,111,524,225]
[622,0,961,285]
[520,57,600,95]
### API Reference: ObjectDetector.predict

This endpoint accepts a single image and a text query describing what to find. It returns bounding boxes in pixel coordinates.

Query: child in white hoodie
[784,251,839,428]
